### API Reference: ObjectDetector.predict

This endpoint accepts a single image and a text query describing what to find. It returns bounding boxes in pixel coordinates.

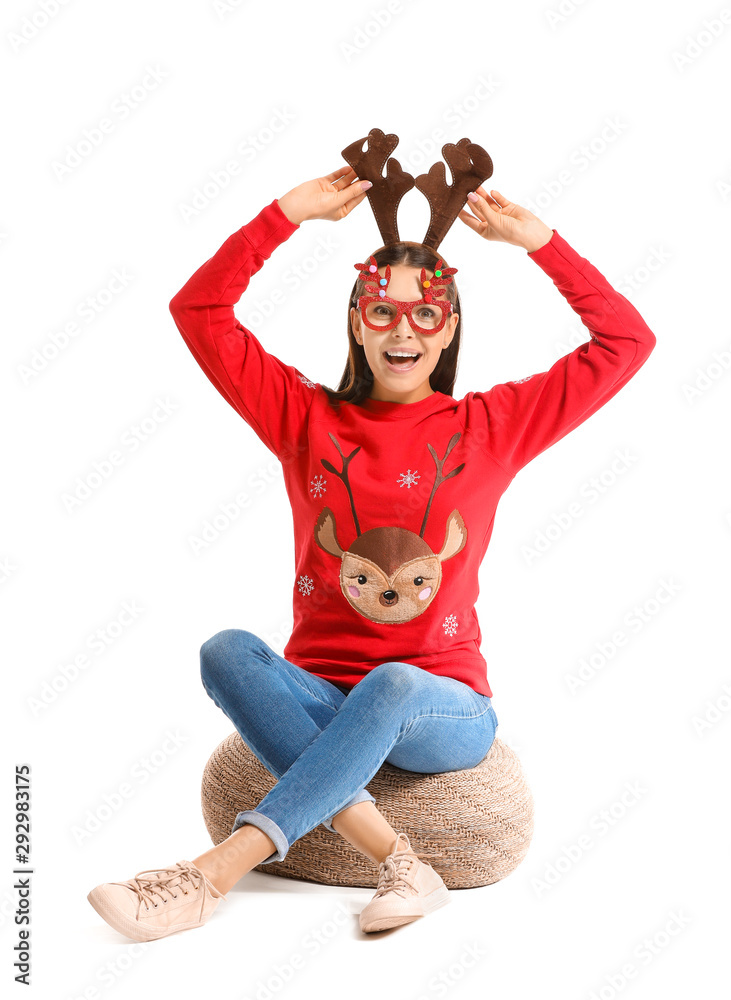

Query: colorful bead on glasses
[353,256,458,303]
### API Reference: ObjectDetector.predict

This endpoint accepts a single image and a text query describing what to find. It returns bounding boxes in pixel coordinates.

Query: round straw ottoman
[201,732,534,889]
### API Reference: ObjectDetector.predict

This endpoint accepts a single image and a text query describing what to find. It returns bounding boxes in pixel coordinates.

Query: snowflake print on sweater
[309,474,327,497]
[442,614,459,636]
[397,469,421,488]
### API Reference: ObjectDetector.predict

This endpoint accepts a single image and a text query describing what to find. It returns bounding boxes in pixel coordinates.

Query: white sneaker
[359,833,449,933]
[87,859,227,942]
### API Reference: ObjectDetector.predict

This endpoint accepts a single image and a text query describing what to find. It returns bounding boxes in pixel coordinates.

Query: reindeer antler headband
[342,127,494,251]
[342,128,494,333]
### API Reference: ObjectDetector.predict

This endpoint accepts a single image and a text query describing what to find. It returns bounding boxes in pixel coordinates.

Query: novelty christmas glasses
[354,257,458,334]
[344,129,492,334]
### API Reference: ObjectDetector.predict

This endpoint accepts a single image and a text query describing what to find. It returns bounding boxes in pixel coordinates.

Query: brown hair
[320,241,462,408]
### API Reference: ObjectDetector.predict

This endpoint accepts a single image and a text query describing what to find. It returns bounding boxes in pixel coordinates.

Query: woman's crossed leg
[196,629,498,892]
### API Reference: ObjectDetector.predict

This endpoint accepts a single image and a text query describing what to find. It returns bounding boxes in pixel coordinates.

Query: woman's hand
[278,166,372,225]
[458,187,554,253]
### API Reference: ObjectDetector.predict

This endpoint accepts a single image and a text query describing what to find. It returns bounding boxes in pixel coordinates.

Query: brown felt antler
[415,138,494,251]
[420,433,465,538]
[320,433,363,537]
[341,129,415,246]
[342,128,494,253]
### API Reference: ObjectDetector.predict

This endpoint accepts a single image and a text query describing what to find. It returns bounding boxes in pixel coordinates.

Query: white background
[2,0,729,996]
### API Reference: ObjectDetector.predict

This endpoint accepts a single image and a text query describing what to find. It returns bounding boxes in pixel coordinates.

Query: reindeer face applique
[314,431,467,624]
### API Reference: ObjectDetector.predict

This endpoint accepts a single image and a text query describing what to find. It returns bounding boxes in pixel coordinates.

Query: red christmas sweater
[169,198,656,697]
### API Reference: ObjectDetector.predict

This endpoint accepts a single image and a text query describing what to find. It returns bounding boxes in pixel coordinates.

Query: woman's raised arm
[459,189,657,478]
[168,167,370,463]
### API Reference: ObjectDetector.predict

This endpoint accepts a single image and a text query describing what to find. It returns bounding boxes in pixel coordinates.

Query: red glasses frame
[353,256,458,336]
[357,294,453,334]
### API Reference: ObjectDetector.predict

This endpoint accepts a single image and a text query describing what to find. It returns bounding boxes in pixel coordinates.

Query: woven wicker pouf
[201,732,534,889]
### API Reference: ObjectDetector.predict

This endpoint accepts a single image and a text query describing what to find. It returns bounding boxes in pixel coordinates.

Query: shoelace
[373,833,442,899]
[374,853,419,898]
[110,861,206,922]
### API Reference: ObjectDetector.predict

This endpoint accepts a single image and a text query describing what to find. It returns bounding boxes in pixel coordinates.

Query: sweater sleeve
[169,198,316,461]
[469,229,657,478]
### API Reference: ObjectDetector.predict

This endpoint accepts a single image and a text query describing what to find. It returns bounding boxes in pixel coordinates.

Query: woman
[87,164,656,941]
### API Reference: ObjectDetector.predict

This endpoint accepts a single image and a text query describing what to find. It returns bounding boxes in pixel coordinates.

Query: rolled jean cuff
[321,788,377,833]
[231,810,289,864]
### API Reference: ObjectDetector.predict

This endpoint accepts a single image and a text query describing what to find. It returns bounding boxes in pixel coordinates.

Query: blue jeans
[199,629,498,864]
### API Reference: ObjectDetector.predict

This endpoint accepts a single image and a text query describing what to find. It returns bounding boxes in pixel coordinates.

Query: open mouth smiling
[383,349,422,371]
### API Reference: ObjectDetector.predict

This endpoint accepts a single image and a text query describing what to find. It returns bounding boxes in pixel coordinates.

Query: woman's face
[350,263,459,403]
